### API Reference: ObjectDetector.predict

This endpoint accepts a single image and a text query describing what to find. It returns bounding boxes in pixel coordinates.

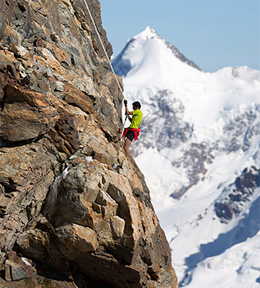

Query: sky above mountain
[99,0,260,72]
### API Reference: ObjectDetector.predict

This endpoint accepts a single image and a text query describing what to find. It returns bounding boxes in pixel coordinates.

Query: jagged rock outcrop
[0,0,178,287]
[215,166,260,222]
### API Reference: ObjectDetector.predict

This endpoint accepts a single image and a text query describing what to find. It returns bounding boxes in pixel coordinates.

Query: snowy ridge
[112,26,200,78]
[112,27,260,288]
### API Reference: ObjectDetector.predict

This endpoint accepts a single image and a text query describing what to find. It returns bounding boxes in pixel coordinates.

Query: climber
[115,100,143,158]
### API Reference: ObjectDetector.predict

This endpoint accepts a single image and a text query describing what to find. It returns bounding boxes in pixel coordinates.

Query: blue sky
[99,0,260,72]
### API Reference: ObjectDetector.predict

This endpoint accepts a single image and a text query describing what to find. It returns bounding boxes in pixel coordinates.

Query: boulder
[0,85,59,142]
[4,252,35,282]
[56,224,99,258]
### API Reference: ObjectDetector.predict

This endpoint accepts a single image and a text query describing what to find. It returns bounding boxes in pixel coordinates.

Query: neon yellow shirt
[129,109,143,129]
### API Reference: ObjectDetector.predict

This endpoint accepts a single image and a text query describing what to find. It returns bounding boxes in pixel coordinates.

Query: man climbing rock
[116,100,143,158]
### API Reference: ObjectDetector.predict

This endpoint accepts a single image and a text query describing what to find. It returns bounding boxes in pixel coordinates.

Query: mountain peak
[134,26,158,40]
[112,27,201,82]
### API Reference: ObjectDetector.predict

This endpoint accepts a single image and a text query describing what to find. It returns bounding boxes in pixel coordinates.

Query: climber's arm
[125,105,133,116]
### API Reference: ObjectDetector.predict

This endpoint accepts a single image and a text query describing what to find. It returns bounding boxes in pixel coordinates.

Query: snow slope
[112,26,260,287]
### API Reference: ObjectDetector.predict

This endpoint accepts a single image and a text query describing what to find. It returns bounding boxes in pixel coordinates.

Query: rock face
[0,0,178,287]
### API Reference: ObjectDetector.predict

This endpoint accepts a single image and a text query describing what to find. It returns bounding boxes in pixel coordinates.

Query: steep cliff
[0,0,178,287]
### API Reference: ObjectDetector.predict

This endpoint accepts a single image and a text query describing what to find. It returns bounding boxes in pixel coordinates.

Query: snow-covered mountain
[112,26,260,288]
